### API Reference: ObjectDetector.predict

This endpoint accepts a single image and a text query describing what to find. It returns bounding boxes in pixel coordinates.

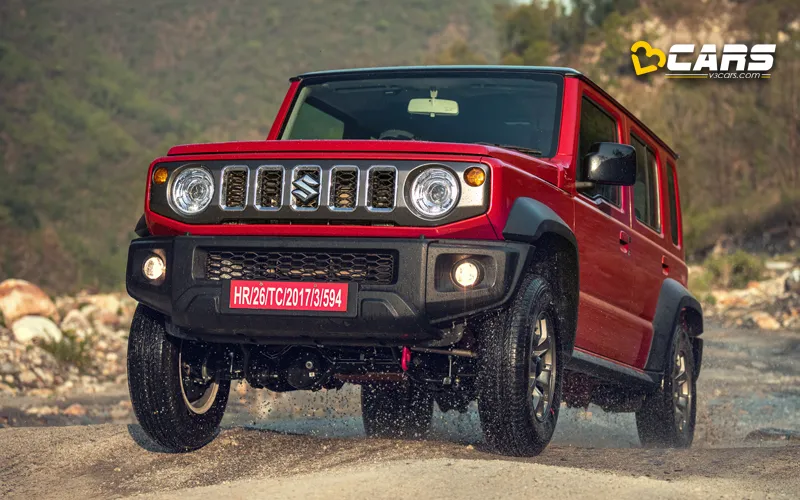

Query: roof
[289,65,678,159]
[292,65,582,81]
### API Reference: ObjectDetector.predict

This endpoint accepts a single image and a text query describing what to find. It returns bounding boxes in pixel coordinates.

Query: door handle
[619,231,631,255]
[661,255,670,276]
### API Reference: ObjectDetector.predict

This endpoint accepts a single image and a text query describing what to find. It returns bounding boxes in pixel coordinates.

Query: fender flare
[502,197,577,249]
[134,214,150,238]
[502,197,580,357]
[644,278,704,373]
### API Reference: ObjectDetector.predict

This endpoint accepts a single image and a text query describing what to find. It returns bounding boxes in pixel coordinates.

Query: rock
[0,279,59,324]
[785,268,800,294]
[747,311,781,331]
[60,309,93,339]
[0,362,17,375]
[765,260,794,272]
[18,370,38,385]
[11,316,63,344]
[62,403,87,417]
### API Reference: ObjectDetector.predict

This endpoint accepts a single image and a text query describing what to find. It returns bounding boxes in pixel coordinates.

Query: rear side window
[631,134,661,232]
[578,97,620,207]
[667,162,680,245]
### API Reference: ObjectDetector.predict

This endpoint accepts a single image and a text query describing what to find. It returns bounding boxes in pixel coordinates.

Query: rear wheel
[477,275,563,456]
[636,323,696,448]
[127,305,230,452]
[361,382,434,439]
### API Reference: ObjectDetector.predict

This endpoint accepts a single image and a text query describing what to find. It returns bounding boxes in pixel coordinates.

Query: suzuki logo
[292,174,320,203]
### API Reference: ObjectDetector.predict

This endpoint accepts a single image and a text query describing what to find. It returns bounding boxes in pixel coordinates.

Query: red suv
[126,66,703,455]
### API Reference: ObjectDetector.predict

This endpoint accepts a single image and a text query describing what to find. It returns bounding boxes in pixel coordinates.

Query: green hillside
[0,0,498,292]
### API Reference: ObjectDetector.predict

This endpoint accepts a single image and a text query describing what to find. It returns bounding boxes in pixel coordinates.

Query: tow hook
[401,346,412,372]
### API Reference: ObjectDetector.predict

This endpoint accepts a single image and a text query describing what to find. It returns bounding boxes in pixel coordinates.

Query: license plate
[228,280,348,312]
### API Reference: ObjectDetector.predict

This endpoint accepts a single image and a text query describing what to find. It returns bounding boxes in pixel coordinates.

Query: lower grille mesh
[205,250,396,284]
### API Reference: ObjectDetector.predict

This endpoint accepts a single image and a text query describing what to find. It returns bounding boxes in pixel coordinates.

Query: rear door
[572,92,641,366]
[628,129,668,367]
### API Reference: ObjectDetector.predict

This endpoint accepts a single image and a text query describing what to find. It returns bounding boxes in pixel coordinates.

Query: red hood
[167,140,494,157]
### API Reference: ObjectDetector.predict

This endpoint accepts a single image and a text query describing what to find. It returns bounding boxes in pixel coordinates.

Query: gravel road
[2,324,799,499]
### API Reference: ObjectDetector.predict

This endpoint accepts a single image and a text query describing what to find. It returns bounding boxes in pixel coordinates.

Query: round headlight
[170,167,214,216]
[409,167,460,219]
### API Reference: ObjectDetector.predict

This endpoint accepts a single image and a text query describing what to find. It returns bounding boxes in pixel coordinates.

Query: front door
[572,94,641,366]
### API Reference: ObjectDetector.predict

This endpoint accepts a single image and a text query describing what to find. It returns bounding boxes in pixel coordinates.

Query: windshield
[280,72,563,157]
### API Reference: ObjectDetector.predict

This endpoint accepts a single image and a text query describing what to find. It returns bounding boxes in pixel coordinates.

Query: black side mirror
[581,142,636,186]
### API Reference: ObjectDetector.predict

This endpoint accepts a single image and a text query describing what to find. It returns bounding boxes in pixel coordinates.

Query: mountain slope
[0,0,498,292]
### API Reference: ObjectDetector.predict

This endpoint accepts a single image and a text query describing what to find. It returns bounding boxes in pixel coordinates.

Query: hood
[167,140,493,157]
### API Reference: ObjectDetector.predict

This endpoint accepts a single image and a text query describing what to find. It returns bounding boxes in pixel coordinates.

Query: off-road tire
[477,275,563,456]
[127,305,230,452]
[636,323,696,448]
[361,382,434,439]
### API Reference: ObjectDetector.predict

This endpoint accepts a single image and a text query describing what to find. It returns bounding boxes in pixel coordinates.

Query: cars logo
[291,174,320,203]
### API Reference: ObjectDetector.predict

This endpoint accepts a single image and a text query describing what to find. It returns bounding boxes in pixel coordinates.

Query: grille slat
[256,167,283,209]
[367,167,397,210]
[331,167,358,210]
[222,169,248,209]
[205,250,396,284]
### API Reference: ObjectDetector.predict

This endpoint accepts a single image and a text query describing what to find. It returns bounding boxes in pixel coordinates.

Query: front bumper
[126,236,530,346]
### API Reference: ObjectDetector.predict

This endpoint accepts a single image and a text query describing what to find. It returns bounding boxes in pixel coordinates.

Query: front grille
[367,167,397,210]
[330,167,358,210]
[222,168,248,209]
[256,167,283,209]
[205,250,396,284]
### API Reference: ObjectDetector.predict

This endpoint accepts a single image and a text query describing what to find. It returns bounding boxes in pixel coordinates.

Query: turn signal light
[153,167,169,185]
[464,167,486,187]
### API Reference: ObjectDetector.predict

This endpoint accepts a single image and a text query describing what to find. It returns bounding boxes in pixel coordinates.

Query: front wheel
[636,324,696,448]
[127,305,230,452]
[361,382,434,439]
[477,275,564,456]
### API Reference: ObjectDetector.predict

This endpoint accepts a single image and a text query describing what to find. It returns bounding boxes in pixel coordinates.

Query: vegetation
[38,330,94,373]
[2,0,798,292]
[690,250,765,292]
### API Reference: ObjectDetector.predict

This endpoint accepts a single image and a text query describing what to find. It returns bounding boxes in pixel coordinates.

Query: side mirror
[582,142,636,186]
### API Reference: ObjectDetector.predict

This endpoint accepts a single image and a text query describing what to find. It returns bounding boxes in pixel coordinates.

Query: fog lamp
[452,260,481,288]
[143,255,166,281]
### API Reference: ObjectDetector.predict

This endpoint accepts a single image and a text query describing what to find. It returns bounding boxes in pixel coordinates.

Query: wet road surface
[1,324,799,498]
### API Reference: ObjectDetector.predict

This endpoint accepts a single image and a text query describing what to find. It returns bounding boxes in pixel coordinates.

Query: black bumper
[126,236,530,346]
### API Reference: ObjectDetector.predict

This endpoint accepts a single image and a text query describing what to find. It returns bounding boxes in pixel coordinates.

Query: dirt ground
[1,324,799,499]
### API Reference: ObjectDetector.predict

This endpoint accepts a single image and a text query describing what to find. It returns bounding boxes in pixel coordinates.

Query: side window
[286,104,344,139]
[667,162,680,245]
[631,134,661,232]
[578,97,620,207]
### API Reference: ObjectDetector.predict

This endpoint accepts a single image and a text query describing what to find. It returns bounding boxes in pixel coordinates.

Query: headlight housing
[169,167,214,216]
[408,167,460,219]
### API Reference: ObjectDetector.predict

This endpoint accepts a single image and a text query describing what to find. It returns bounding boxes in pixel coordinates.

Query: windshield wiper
[474,142,543,156]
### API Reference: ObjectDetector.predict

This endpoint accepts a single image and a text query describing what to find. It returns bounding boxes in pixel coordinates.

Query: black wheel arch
[502,197,579,360]
[644,278,704,375]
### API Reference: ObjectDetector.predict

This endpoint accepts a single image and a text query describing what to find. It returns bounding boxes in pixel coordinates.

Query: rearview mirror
[582,142,636,186]
[408,97,459,117]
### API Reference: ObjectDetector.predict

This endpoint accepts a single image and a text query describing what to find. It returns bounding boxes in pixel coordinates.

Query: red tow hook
[401,346,412,372]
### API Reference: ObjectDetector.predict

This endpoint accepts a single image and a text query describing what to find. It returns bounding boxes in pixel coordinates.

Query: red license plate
[228,280,348,312]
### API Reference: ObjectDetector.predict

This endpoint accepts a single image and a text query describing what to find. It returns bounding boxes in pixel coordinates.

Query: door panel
[574,197,642,365]
[628,132,668,368]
